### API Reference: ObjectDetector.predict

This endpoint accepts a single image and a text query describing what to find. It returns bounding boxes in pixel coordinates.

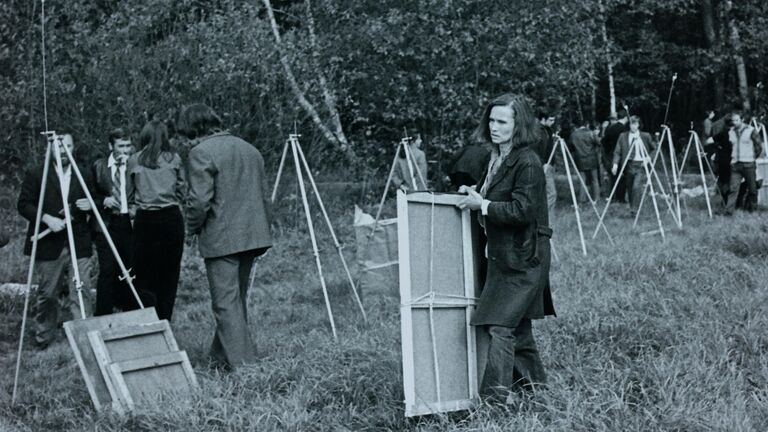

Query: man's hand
[42,214,66,232]
[75,198,91,211]
[611,164,618,176]
[104,197,120,210]
[456,186,483,211]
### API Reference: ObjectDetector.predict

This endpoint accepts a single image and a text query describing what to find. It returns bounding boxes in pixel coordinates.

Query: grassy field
[1,182,767,431]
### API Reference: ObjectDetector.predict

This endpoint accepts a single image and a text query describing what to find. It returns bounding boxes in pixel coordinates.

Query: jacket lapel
[487,146,525,192]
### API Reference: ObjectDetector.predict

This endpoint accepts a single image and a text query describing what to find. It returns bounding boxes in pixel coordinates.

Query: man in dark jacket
[611,116,657,216]
[457,94,555,401]
[181,103,273,370]
[570,122,601,202]
[602,110,629,202]
[91,128,137,315]
[17,133,94,347]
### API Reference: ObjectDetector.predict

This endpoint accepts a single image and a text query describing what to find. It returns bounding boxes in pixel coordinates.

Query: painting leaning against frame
[456,93,556,403]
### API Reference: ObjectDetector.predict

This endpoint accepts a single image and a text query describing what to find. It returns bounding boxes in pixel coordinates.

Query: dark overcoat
[471,144,555,328]
[570,127,600,171]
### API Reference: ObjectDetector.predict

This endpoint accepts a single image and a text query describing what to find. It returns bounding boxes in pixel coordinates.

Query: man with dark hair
[17,133,95,347]
[446,141,490,190]
[602,109,629,202]
[180,103,272,370]
[723,111,763,214]
[537,111,557,215]
[611,116,656,216]
[570,121,601,202]
[91,128,137,315]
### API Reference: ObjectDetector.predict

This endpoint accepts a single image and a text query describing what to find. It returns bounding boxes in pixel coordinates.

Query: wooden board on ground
[397,191,485,417]
[108,351,198,411]
[88,320,180,411]
[63,308,159,411]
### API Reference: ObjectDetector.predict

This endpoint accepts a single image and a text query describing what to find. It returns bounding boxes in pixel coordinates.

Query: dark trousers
[480,319,546,398]
[205,247,268,369]
[94,214,135,315]
[725,162,757,212]
[579,169,601,203]
[132,206,184,321]
[625,161,645,213]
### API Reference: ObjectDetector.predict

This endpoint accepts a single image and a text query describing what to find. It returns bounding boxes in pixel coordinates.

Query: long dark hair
[471,93,541,148]
[138,120,174,169]
[177,103,223,139]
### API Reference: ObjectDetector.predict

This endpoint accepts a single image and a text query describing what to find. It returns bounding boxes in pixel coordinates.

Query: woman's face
[489,105,515,145]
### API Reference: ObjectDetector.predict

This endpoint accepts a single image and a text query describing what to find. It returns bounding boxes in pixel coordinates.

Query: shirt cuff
[481,199,491,216]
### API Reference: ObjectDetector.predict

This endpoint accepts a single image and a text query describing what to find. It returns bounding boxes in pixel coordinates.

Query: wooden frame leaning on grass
[397,190,487,417]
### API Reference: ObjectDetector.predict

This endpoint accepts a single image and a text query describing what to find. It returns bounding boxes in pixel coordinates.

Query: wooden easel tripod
[271,133,367,341]
[12,132,144,404]
[546,135,613,255]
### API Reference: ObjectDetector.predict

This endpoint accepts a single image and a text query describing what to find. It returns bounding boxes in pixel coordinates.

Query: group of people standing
[18,104,272,371]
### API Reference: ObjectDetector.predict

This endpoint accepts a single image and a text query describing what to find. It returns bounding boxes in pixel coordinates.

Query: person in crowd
[91,128,137,315]
[180,103,272,370]
[446,140,490,190]
[703,110,715,141]
[392,133,428,191]
[611,115,656,217]
[722,110,763,214]
[602,110,629,202]
[709,115,733,203]
[17,133,94,348]
[536,111,557,215]
[455,93,555,402]
[570,121,601,202]
[128,120,186,321]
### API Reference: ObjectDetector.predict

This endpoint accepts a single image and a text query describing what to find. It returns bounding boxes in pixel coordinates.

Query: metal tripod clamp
[118,268,135,283]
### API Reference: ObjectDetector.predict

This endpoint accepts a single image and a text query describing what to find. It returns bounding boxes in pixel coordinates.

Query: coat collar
[486,144,529,192]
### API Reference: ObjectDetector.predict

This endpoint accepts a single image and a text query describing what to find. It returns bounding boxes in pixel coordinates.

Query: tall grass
[0,186,766,431]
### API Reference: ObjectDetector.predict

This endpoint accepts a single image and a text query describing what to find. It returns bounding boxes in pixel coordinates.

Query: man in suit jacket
[180,103,272,370]
[446,142,490,189]
[724,111,764,214]
[570,122,601,203]
[602,110,629,202]
[17,133,94,347]
[91,128,137,315]
[611,116,657,216]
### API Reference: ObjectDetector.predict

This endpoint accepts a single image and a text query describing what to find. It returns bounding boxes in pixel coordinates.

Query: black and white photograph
[1,0,767,430]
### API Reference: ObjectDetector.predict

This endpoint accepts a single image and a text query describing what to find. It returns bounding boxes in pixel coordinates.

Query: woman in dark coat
[456,93,555,400]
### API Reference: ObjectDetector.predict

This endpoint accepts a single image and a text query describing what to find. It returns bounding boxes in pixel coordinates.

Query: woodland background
[2,0,768,180]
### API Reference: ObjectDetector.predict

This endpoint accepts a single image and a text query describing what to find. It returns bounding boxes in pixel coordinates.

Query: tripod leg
[60,138,143,309]
[403,142,418,191]
[563,144,614,244]
[295,142,367,322]
[52,139,87,319]
[290,138,338,340]
[693,134,713,218]
[641,157,665,241]
[559,140,587,255]
[271,140,290,203]
[593,142,635,239]
[12,138,53,405]
[666,129,682,224]
[405,143,428,190]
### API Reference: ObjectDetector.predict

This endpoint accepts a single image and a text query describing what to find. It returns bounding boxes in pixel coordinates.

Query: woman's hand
[456,186,483,211]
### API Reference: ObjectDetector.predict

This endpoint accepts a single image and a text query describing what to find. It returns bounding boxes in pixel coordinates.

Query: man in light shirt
[17,133,95,347]
[91,128,136,314]
[723,111,763,214]
[611,116,656,216]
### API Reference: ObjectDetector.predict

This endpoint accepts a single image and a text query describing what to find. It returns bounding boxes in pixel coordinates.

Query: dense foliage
[2,0,768,178]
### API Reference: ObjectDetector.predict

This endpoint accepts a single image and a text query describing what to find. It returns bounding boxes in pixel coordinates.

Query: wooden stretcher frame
[397,190,483,417]
[108,351,198,411]
[88,320,180,412]
[62,308,159,411]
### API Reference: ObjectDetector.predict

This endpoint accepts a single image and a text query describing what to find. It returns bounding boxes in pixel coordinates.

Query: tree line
[2,0,767,181]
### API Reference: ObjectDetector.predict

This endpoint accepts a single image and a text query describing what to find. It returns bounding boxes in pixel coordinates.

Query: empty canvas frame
[63,308,159,411]
[87,320,182,412]
[397,191,486,417]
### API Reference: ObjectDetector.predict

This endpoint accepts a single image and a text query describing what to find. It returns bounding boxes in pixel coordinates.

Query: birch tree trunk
[724,0,751,111]
[262,0,352,154]
[598,0,617,117]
